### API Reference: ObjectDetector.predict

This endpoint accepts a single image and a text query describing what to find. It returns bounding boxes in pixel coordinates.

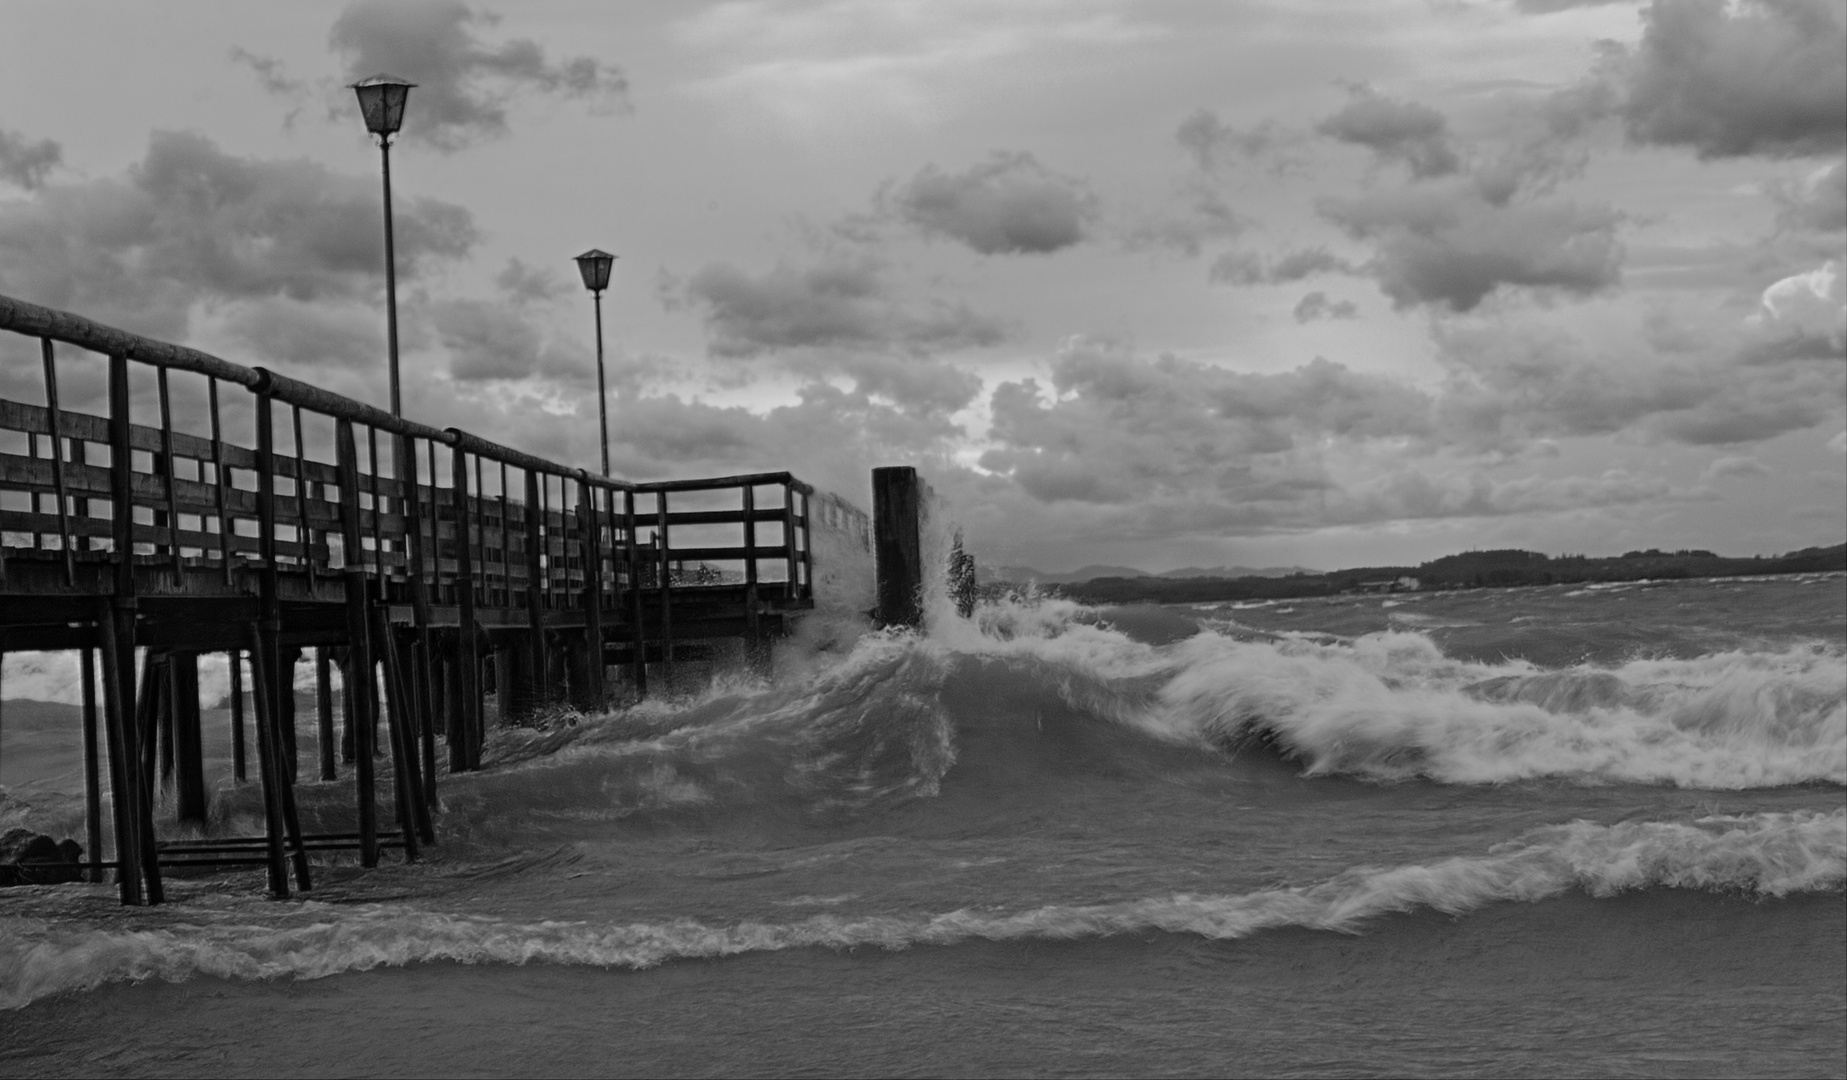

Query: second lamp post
[574,249,617,477]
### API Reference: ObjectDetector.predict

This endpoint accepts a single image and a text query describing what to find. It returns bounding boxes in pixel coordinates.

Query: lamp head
[350,74,415,137]
[575,248,617,292]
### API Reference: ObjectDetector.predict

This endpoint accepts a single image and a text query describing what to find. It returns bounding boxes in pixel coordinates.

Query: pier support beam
[169,652,207,825]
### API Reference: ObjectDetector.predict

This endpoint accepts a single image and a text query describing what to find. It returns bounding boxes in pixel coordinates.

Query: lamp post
[574,249,617,477]
[350,74,416,418]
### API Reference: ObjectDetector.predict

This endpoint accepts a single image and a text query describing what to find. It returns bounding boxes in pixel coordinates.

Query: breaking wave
[1149,631,1847,788]
[3,809,1837,1009]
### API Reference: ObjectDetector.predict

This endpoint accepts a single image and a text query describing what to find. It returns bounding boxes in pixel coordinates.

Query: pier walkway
[0,291,872,905]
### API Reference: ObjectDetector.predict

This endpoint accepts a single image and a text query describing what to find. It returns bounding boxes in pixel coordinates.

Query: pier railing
[0,292,870,615]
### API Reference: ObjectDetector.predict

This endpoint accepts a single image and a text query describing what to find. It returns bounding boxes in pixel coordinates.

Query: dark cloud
[0,128,60,190]
[329,0,630,152]
[1433,296,1845,450]
[889,151,1095,255]
[1120,186,1246,256]
[0,130,476,342]
[224,298,383,372]
[1513,0,1638,11]
[1776,160,1847,233]
[1175,110,1304,172]
[495,257,568,304]
[1318,181,1623,311]
[1700,454,1770,482]
[603,383,965,498]
[979,340,1433,506]
[1316,89,1462,179]
[682,256,1006,359]
[1617,0,1846,158]
[1294,292,1359,322]
[230,48,305,97]
[1208,246,1357,285]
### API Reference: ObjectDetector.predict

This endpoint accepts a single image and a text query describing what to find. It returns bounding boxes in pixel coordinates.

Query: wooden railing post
[39,338,74,586]
[207,378,233,583]
[156,369,183,585]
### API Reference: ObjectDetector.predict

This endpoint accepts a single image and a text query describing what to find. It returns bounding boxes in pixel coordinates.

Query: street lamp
[351,74,416,418]
[574,249,617,477]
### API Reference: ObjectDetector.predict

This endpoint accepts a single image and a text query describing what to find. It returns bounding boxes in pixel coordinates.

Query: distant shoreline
[1008,543,1847,606]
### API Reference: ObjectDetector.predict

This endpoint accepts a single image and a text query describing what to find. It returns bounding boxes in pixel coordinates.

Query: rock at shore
[0,827,85,886]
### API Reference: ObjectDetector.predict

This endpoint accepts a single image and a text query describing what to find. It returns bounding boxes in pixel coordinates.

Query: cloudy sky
[1,0,1842,572]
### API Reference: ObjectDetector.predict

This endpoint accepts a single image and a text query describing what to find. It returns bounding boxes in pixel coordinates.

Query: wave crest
[3,809,1836,1009]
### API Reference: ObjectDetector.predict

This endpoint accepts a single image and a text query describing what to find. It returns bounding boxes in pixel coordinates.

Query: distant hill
[982,564,1151,585]
[1155,565,1317,579]
[1056,542,1845,605]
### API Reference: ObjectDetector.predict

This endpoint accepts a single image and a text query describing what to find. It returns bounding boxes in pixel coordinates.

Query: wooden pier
[0,291,874,905]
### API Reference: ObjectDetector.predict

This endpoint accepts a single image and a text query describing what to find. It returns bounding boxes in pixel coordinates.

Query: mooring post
[872,466,926,629]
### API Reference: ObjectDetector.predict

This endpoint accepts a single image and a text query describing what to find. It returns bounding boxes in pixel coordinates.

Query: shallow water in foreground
[2,574,1843,1077]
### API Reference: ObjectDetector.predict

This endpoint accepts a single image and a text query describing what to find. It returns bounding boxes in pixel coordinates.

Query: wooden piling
[449,440,481,770]
[625,489,645,697]
[39,338,74,586]
[577,483,604,711]
[169,652,206,824]
[316,647,336,781]
[229,649,247,782]
[523,469,547,710]
[373,611,426,857]
[80,647,102,883]
[335,420,380,868]
[107,350,160,903]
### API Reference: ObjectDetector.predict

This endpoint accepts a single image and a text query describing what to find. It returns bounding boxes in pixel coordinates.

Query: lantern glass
[575,249,616,292]
[351,74,415,136]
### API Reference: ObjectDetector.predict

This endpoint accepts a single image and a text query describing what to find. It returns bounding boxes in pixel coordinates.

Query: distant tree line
[1054,543,1847,605]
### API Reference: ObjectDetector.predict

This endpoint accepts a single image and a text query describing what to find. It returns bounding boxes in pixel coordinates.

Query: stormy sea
[1,572,1842,1078]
